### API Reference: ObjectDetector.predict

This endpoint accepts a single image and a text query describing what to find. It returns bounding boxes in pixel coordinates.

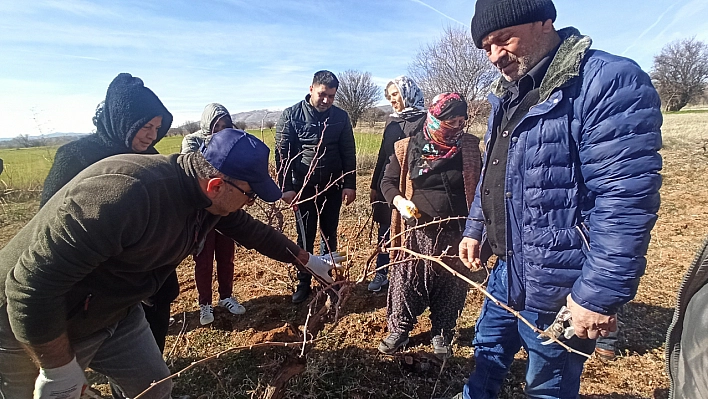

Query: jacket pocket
[575,223,590,252]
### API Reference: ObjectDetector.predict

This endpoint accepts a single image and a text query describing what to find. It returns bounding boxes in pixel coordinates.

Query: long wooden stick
[387,246,592,359]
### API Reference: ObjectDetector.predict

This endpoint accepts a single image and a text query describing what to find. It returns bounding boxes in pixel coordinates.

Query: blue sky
[0,0,706,138]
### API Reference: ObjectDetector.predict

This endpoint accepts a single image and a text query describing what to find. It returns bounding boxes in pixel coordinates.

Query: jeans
[194,229,235,305]
[295,185,342,284]
[464,259,595,399]
[0,304,172,399]
[375,223,390,275]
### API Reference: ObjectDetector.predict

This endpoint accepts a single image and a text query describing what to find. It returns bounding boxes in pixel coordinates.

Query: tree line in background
[8,31,708,149]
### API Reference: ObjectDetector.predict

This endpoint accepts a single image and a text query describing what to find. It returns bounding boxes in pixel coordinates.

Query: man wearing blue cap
[0,128,342,399]
[455,0,662,398]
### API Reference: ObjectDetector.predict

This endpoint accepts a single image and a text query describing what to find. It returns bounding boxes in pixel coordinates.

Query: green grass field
[0,130,384,192]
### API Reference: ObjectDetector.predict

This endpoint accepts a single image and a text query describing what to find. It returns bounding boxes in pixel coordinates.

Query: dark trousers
[295,185,342,283]
[194,229,235,305]
[142,271,179,353]
[376,223,390,275]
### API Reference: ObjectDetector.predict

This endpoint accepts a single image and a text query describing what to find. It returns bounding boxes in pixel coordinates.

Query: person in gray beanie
[454,0,662,398]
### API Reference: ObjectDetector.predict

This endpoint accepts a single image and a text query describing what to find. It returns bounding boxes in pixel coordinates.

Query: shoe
[378,331,409,354]
[292,282,311,304]
[431,334,451,359]
[218,297,246,315]
[451,393,464,399]
[199,304,214,325]
[367,273,389,292]
[594,347,616,360]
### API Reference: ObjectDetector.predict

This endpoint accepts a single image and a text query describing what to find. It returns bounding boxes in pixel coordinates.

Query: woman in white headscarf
[368,76,427,292]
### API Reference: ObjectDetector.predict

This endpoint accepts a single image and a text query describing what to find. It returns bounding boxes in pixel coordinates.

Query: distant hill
[230,109,282,129]
[230,104,393,129]
[0,132,89,142]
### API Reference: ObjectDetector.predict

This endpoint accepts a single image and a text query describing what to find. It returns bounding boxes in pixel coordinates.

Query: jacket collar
[491,27,592,103]
[177,152,214,210]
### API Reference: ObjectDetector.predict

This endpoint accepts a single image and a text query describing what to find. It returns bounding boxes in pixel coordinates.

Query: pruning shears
[537,306,576,345]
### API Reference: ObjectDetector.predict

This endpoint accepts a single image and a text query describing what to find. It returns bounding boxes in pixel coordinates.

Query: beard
[495,37,549,82]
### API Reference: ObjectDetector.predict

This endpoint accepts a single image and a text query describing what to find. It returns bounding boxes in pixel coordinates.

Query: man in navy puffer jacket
[456,0,662,398]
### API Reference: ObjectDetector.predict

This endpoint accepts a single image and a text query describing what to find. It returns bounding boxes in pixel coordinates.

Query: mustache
[494,53,519,71]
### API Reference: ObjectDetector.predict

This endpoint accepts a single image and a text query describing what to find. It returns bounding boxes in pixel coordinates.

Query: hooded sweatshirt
[181,103,231,154]
[40,73,173,206]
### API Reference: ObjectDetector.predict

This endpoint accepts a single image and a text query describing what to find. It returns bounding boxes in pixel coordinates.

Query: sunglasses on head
[222,179,258,201]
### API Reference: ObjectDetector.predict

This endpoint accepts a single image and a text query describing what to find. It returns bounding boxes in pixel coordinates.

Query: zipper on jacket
[575,224,590,251]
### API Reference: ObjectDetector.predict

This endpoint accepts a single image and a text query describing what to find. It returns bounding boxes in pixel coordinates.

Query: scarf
[389,76,426,119]
[410,92,467,178]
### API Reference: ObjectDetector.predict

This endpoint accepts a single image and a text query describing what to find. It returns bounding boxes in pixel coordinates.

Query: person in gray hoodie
[182,103,246,325]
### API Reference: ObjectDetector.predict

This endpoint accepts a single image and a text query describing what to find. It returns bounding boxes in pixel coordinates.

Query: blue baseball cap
[202,128,282,203]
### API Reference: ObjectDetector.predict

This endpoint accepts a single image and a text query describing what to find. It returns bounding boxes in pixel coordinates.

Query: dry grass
[1,112,707,398]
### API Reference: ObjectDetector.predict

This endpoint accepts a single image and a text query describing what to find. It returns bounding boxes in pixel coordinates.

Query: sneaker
[218,297,246,315]
[431,334,451,359]
[199,304,214,325]
[368,273,389,292]
[451,393,464,399]
[291,282,311,304]
[378,331,409,354]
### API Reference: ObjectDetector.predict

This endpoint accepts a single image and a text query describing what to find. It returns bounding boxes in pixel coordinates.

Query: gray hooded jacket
[181,103,230,154]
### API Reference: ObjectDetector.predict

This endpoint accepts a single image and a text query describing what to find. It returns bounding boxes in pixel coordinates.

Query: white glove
[305,252,346,284]
[34,356,87,399]
[393,195,420,221]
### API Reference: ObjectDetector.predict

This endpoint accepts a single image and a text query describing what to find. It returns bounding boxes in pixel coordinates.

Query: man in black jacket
[275,70,357,303]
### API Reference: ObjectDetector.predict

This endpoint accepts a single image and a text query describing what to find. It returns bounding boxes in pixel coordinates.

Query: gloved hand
[34,356,87,399]
[393,195,420,222]
[305,252,346,284]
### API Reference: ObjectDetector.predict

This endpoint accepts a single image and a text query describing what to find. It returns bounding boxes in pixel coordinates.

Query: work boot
[378,331,409,354]
[292,273,312,304]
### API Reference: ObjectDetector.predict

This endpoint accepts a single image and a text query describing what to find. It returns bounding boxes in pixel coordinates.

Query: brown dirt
[2,116,708,398]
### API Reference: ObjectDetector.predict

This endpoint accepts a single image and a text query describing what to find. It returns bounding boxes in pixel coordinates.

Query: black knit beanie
[470,0,556,48]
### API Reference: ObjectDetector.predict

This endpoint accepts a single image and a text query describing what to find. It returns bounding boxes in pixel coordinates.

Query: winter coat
[665,238,708,399]
[40,73,172,206]
[463,27,663,315]
[181,103,230,154]
[275,95,356,192]
[386,134,481,249]
[370,113,426,224]
[1,152,302,344]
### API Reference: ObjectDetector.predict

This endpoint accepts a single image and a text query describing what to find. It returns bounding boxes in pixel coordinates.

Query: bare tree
[234,121,247,130]
[334,70,381,128]
[651,37,708,112]
[362,107,387,128]
[408,25,497,112]
[265,121,276,130]
[171,120,200,136]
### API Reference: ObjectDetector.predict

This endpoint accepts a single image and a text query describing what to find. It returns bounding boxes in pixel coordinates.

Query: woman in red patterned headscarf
[378,92,482,359]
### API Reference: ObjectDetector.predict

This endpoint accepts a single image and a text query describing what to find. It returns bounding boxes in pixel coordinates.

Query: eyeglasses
[222,179,258,201]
